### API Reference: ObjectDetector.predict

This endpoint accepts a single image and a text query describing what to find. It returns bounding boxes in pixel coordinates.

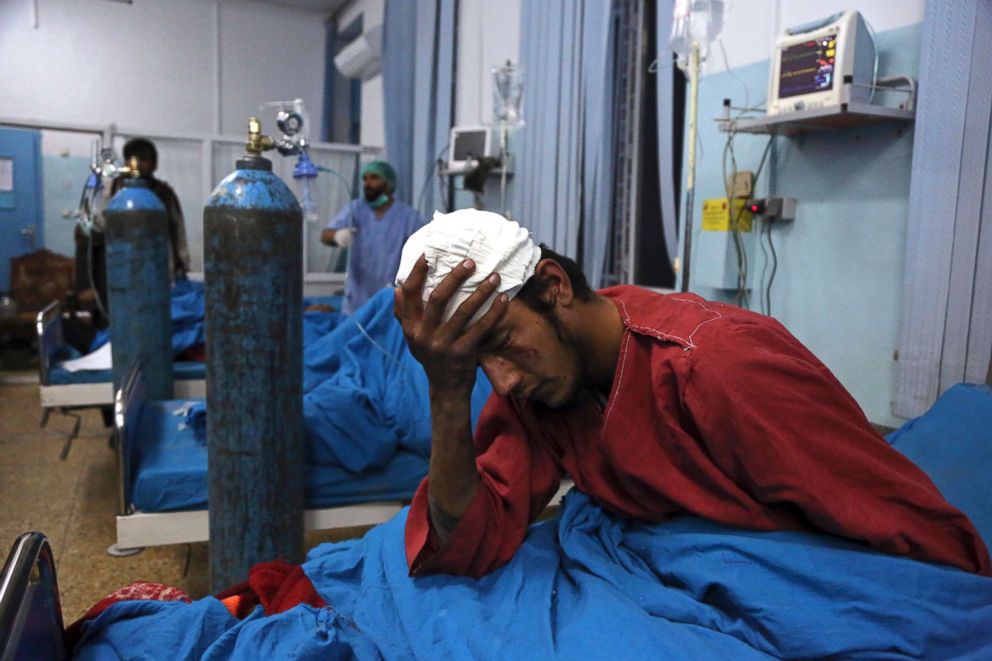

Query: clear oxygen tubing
[85,229,109,322]
[76,173,110,321]
[316,165,355,200]
[680,42,701,293]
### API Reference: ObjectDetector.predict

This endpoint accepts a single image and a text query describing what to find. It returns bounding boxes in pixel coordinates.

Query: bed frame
[0,532,66,660]
[36,301,206,459]
[112,364,572,551]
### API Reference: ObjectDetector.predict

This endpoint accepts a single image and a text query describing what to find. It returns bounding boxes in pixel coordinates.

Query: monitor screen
[452,130,488,161]
[778,34,837,99]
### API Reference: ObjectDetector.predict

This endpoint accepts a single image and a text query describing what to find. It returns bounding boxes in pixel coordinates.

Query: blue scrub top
[329,198,423,314]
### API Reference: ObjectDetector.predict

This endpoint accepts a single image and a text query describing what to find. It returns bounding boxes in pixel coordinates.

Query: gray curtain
[516,0,615,288]
[383,0,456,211]
[655,0,679,268]
[382,0,416,199]
[894,0,992,417]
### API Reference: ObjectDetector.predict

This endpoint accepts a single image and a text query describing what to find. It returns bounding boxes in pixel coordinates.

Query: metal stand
[106,543,143,557]
[40,407,82,461]
[681,43,701,293]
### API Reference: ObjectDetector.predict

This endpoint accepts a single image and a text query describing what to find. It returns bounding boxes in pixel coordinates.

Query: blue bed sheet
[76,492,992,660]
[887,383,992,545]
[48,360,205,386]
[50,289,343,386]
[303,295,345,346]
[125,289,483,511]
[75,319,992,658]
[303,288,492,472]
[131,400,428,513]
[89,280,209,355]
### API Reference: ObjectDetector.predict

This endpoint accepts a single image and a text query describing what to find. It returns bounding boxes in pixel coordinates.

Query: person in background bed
[393,208,992,579]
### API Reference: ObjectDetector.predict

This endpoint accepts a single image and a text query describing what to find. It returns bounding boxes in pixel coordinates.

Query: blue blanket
[73,377,992,659]
[87,280,343,356]
[75,491,992,659]
[130,400,428,512]
[887,383,992,545]
[303,288,492,472]
[88,280,207,356]
[48,360,205,386]
[118,289,481,512]
[168,279,206,354]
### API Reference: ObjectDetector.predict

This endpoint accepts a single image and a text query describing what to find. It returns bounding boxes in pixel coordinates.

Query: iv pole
[680,41,700,293]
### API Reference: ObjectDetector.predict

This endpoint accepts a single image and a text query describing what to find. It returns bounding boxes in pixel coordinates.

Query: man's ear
[533,259,574,308]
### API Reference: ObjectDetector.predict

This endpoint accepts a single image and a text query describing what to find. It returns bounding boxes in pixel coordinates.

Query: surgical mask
[367,193,390,209]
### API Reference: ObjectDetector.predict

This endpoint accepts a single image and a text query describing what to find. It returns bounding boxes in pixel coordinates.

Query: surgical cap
[360,160,397,193]
[395,209,542,325]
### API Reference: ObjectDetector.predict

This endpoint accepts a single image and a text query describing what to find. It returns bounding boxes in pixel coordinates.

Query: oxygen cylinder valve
[245,117,276,156]
[117,156,143,180]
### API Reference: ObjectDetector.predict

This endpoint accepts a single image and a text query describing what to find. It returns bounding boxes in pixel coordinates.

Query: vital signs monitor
[767,10,876,115]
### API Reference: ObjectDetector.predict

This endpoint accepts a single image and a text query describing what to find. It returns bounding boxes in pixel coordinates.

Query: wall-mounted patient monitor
[767,10,875,115]
[447,126,497,175]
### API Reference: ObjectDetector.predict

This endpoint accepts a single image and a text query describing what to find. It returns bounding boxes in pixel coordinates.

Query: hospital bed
[111,363,572,551]
[35,301,205,456]
[4,361,992,658]
[6,371,992,659]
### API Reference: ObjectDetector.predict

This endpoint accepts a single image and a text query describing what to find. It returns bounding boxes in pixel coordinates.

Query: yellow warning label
[702,198,753,232]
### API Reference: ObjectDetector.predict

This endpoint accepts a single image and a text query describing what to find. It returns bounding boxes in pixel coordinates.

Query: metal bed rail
[35,302,63,388]
[36,302,82,457]
[0,532,66,661]
[115,363,145,519]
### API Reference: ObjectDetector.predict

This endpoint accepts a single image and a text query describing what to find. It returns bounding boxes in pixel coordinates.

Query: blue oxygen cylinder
[103,177,172,399]
[204,148,304,591]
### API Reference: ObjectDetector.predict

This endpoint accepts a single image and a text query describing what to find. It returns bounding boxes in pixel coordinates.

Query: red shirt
[405,286,991,578]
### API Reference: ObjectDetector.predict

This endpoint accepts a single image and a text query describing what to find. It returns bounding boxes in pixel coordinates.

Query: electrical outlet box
[749,196,797,221]
[765,196,797,221]
[730,171,754,198]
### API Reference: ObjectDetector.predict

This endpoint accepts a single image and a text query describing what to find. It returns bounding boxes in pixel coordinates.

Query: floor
[0,367,368,623]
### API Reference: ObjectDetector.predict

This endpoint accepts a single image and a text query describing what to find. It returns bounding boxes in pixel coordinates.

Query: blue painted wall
[0,127,43,292]
[685,24,921,427]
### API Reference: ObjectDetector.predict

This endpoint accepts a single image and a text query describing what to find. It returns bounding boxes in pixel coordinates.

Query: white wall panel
[218,2,327,136]
[455,0,522,126]
[704,0,924,74]
[0,0,330,139]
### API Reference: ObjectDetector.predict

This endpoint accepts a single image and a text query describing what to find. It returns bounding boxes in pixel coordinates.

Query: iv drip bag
[670,0,725,71]
[492,61,524,127]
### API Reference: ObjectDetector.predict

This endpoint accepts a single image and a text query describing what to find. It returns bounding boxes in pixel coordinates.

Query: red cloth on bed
[65,581,191,647]
[406,286,992,579]
[215,559,327,618]
[66,560,326,647]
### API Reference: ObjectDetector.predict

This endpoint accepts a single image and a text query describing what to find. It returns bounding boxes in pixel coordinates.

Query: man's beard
[540,316,585,411]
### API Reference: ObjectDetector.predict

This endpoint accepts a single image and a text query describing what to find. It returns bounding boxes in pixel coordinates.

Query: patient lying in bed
[121,288,493,514]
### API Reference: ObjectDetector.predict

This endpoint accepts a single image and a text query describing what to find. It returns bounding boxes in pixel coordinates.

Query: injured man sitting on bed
[394,208,991,579]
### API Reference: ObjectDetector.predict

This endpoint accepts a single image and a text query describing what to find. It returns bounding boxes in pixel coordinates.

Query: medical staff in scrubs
[321,161,422,314]
[393,209,992,580]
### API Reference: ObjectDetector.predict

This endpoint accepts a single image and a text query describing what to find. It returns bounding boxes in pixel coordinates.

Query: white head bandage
[395,209,542,324]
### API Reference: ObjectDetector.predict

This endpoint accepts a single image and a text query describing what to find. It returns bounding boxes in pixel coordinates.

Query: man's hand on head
[394,255,508,397]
